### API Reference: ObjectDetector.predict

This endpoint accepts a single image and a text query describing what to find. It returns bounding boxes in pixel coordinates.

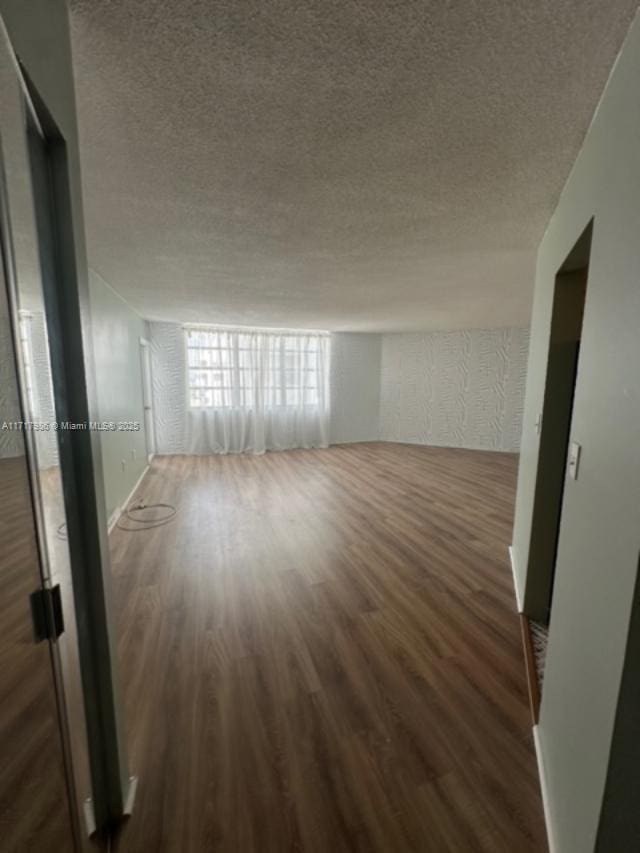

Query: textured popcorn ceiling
[69,0,638,331]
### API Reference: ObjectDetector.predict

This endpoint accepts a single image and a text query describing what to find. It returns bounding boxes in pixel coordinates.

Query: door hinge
[29,584,65,642]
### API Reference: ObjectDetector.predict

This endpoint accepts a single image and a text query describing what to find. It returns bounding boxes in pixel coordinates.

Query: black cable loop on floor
[116,501,177,532]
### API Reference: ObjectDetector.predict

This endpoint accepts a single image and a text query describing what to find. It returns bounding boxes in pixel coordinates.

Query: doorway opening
[521,220,593,723]
[525,220,593,630]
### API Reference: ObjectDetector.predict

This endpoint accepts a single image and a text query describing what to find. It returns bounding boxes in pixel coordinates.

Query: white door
[139,339,156,460]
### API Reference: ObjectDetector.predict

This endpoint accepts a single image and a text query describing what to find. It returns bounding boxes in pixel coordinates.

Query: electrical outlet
[121,459,126,472]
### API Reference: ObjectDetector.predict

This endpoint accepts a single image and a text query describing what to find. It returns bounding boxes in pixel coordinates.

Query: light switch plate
[568,441,581,480]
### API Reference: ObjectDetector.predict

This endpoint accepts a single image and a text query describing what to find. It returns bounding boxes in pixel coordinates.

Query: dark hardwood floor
[0,458,75,852]
[109,443,546,852]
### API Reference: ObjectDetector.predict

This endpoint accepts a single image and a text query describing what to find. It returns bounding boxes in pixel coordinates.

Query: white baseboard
[108,463,150,534]
[509,545,523,612]
[533,725,557,853]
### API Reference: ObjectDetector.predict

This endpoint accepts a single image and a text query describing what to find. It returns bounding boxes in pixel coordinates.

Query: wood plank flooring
[0,458,75,852]
[109,443,546,852]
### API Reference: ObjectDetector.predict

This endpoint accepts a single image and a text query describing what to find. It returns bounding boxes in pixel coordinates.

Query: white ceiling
[69,0,638,332]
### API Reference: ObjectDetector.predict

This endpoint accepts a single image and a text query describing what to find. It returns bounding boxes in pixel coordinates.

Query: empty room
[1,1,640,852]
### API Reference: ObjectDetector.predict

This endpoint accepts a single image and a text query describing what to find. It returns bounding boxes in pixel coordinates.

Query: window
[187,330,235,408]
[186,327,328,409]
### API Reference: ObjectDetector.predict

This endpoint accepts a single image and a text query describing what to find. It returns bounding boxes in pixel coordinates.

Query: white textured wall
[150,325,528,452]
[330,333,381,444]
[148,322,187,455]
[88,272,149,521]
[380,328,529,452]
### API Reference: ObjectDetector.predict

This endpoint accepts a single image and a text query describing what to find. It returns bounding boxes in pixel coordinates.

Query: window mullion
[232,334,240,408]
[280,339,285,406]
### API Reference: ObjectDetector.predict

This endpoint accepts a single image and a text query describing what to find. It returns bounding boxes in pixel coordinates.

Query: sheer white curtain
[185,326,330,455]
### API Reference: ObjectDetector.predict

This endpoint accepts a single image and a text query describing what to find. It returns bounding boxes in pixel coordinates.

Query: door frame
[523,219,593,624]
[0,158,83,850]
[0,13,132,839]
[139,337,156,462]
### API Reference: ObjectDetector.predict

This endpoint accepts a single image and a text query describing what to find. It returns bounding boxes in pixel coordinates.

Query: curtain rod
[182,323,330,335]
